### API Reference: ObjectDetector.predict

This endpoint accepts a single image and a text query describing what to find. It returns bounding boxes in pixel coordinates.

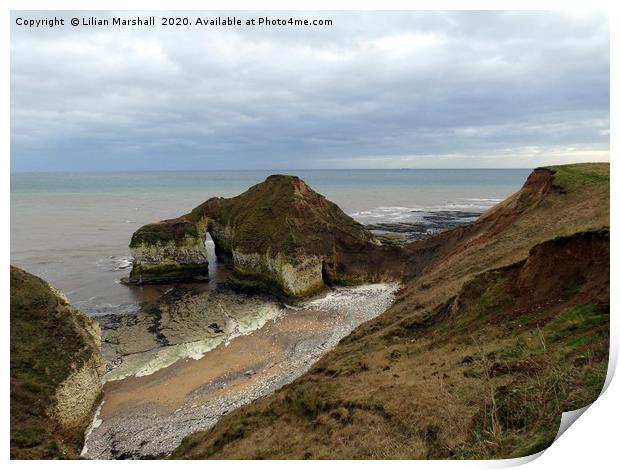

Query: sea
[10,169,531,317]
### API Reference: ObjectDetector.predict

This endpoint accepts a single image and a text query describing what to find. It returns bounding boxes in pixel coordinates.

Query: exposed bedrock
[127,175,403,297]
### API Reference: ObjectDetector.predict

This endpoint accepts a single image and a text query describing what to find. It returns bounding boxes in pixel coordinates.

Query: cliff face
[128,218,209,284]
[10,266,106,459]
[171,163,610,460]
[128,175,402,297]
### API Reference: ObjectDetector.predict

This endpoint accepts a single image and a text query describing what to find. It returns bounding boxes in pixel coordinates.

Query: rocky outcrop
[127,175,402,297]
[127,218,209,284]
[10,266,106,459]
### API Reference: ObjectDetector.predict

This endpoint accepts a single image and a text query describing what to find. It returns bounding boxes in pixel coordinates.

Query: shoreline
[83,282,399,459]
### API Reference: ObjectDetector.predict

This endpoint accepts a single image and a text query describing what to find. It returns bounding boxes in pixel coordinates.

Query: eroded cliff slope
[10,266,106,459]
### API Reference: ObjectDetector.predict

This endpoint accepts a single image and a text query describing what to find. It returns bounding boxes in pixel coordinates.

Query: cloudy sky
[11,11,609,171]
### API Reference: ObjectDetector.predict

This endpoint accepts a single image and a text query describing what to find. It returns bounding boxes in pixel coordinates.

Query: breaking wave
[96,255,134,272]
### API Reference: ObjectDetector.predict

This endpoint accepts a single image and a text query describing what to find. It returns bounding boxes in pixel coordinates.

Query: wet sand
[83,283,398,459]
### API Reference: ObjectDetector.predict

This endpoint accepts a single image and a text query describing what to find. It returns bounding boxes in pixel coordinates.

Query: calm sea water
[10,169,531,316]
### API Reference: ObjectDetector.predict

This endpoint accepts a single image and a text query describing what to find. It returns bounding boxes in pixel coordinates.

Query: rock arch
[126,175,402,298]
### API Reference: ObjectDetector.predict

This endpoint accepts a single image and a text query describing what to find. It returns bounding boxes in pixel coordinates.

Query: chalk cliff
[128,218,209,284]
[10,266,106,459]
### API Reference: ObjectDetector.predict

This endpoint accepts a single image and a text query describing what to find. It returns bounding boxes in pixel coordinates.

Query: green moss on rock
[130,218,203,248]
[128,218,209,284]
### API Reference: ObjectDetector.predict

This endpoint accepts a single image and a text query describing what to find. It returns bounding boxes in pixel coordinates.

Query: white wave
[438,202,491,211]
[350,198,502,224]
[79,301,140,317]
[95,255,134,272]
[460,197,504,203]
[350,206,426,223]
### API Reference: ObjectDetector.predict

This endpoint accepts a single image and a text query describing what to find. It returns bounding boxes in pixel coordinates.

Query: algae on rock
[128,218,209,284]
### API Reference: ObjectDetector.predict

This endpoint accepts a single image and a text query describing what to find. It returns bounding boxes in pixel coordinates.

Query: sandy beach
[82,283,399,459]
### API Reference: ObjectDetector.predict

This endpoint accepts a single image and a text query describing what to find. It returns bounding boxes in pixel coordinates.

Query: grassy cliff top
[189,174,377,256]
[544,162,609,191]
[131,175,376,256]
[10,266,99,459]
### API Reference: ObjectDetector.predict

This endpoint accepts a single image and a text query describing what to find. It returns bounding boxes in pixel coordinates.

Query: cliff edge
[10,266,106,459]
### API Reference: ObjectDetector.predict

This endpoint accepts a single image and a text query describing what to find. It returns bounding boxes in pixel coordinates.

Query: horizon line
[10,168,535,174]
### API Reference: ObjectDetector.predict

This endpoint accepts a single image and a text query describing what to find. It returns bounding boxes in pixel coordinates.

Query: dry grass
[172,163,609,460]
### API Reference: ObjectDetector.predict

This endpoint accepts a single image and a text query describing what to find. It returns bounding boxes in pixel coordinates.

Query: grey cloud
[10,10,609,170]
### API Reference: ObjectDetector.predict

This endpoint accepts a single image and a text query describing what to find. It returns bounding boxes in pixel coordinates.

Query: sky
[10,11,610,171]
